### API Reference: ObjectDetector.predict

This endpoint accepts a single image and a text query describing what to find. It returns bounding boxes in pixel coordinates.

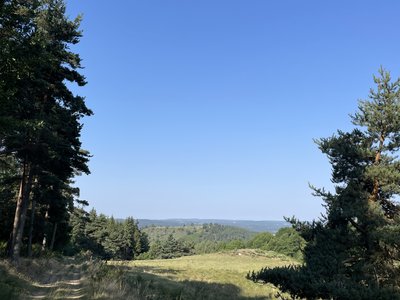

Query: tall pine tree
[250,68,400,299]
[0,0,91,262]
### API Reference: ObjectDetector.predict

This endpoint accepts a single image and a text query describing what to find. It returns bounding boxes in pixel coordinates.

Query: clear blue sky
[65,1,400,221]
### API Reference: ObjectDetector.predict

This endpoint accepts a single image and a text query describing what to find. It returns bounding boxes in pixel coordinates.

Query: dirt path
[21,259,89,300]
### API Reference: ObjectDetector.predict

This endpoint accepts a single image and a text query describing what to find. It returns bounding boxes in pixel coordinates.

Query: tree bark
[369,135,385,203]
[11,163,34,262]
[50,222,57,251]
[27,177,38,257]
[9,163,26,258]
[41,235,47,251]
[41,206,50,251]
[27,197,36,257]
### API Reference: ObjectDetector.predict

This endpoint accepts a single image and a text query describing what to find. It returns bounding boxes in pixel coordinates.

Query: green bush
[247,232,273,249]
[264,227,305,260]
[144,235,194,259]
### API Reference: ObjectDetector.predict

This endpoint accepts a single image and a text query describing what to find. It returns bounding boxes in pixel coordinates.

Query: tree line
[69,208,149,259]
[140,224,305,260]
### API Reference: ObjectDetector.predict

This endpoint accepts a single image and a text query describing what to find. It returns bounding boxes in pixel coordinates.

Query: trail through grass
[1,250,298,299]
[0,257,88,300]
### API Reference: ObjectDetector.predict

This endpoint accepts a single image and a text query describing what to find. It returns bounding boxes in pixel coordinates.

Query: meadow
[0,250,298,299]
[104,250,298,299]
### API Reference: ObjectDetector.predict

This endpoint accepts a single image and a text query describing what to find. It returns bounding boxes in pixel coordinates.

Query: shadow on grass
[129,264,181,275]
[0,262,29,299]
[91,264,272,300]
[0,261,54,299]
[0,258,88,300]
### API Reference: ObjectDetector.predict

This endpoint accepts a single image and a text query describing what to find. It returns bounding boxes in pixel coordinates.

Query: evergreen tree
[0,156,19,242]
[250,69,400,299]
[0,0,91,262]
[71,210,148,260]
[69,204,90,253]
[102,217,125,259]
[146,234,193,259]
[85,210,108,257]
[139,232,150,254]
[123,217,148,259]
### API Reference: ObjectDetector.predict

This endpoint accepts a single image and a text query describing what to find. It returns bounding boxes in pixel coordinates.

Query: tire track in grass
[23,259,88,300]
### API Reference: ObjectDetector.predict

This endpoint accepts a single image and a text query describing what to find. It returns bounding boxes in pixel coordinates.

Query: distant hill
[137,219,290,233]
[142,223,255,246]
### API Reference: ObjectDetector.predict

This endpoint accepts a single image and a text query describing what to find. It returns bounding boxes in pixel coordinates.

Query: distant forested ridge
[137,219,290,233]
[139,223,304,260]
[143,223,255,243]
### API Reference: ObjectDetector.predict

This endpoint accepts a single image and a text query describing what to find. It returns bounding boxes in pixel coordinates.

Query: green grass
[0,250,298,299]
[104,249,299,299]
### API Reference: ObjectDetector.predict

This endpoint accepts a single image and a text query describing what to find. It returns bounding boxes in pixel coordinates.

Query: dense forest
[141,224,304,260]
[137,219,289,233]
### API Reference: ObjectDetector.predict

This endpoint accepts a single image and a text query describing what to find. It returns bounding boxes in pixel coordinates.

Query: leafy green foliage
[247,232,273,249]
[261,228,305,260]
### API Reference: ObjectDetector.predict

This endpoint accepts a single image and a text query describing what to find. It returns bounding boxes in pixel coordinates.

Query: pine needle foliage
[250,68,400,299]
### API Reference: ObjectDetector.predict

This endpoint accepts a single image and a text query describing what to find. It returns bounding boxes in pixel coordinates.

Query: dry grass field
[106,249,299,299]
[0,250,299,299]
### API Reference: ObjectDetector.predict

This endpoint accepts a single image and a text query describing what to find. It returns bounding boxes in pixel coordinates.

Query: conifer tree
[70,204,90,253]
[250,69,400,299]
[0,0,91,261]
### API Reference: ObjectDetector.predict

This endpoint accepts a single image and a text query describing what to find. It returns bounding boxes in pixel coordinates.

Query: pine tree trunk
[41,206,50,251]
[50,223,57,251]
[370,135,385,203]
[27,177,38,257]
[27,197,36,257]
[9,162,27,257]
[41,235,47,251]
[11,163,34,262]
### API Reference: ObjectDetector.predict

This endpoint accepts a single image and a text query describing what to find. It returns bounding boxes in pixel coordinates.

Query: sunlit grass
[107,249,299,299]
[0,257,89,300]
[0,250,299,299]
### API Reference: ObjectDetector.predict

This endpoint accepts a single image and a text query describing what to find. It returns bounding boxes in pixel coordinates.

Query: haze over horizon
[66,1,400,221]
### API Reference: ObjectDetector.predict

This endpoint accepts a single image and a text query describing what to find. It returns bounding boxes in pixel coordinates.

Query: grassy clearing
[0,250,298,299]
[102,249,299,299]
